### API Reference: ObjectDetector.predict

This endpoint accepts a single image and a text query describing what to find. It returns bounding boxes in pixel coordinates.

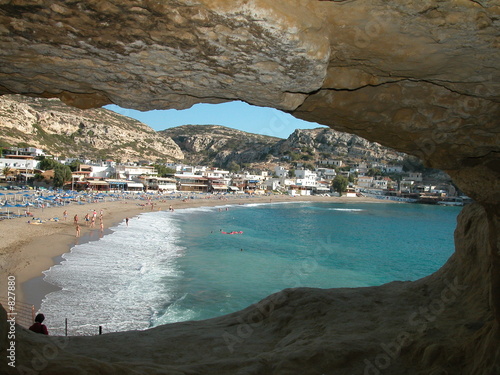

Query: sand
[0,193,390,309]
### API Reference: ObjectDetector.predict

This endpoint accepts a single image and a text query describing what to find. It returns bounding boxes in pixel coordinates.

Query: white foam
[40,211,185,335]
[329,208,365,212]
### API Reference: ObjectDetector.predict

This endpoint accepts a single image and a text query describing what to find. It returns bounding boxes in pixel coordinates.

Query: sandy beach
[0,193,390,310]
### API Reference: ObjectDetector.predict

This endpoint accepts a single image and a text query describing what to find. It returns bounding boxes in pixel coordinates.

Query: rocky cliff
[162,125,404,168]
[161,124,280,167]
[0,1,499,374]
[0,95,184,162]
[276,128,404,162]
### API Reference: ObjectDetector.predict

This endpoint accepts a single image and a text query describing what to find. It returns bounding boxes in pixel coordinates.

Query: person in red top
[29,313,48,335]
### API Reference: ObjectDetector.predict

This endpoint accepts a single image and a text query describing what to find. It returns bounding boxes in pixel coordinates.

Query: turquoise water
[154,202,460,325]
[41,201,461,334]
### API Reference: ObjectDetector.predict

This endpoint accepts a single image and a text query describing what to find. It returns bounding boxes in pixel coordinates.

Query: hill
[160,124,404,169]
[0,94,404,169]
[159,125,281,167]
[0,95,183,162]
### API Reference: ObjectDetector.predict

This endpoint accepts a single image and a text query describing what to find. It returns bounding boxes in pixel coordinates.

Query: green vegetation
[68,160,81,172]
[366,168,382,176]
[53,164,72,187]
[2,166,12,177]
[152,164,176,177]
[37,157,72,187]
[332,175,349,196]
[38,157,59,171]
[227,161,240,173]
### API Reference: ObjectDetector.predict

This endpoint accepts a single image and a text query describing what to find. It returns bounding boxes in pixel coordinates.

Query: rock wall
[0,0,499,373]
[1,203,498,374]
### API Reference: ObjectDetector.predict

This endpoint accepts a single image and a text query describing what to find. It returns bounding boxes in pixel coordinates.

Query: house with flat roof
[175,174,209,192]
[115,165,157,180]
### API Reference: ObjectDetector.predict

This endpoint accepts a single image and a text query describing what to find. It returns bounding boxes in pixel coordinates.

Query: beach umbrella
[15,203,26,216]
[3,203,14,219]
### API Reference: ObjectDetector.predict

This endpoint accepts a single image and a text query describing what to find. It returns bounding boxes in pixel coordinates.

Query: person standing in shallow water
[29,313,48,335]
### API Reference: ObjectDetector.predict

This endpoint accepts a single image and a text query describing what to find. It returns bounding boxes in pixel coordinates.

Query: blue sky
[105,101,325,139]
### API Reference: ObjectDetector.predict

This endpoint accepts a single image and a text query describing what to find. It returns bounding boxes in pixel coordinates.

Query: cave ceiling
[0,0,499,203]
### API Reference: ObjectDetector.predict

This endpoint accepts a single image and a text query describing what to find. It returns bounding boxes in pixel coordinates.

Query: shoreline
[0,194,395,312]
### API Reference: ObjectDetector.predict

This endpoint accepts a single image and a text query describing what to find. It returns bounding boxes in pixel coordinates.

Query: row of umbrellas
[0,189,174,219]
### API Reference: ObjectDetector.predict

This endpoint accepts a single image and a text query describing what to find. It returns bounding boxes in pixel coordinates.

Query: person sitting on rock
[29,313,49,335]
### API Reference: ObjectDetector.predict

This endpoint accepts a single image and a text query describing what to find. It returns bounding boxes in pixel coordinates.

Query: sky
[104,101,325,139]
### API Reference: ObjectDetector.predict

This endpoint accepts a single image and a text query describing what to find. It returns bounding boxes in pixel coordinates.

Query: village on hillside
[0,146,470,206]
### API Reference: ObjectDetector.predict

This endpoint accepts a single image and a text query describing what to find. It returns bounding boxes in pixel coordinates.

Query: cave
[1,1,499,374]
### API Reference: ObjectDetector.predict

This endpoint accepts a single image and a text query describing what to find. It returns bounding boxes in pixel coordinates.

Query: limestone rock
[0,0,329,112]
[277,128,404,162]
[0,95,184,162]
[2,203,498,375]
[0,1,499,374]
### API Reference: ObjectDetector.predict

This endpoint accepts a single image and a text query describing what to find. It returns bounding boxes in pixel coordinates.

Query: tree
[2,166,12,179]
[68,160,81,172]
[53,164,72,187]
[153,164,176,177]
[301,154,313,161]
[38,157,58,171]
[332,175,349,196]
[366,168,382,177]
[227,161,240,173]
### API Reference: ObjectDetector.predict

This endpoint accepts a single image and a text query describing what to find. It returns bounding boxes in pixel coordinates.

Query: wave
[329,208,365,212]
[40,211,184,335]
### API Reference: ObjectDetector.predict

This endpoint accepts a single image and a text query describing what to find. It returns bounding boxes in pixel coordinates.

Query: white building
[295,169,318,187]
[90,165,115,179]
[319,159,343,167]
[115,165,157,180]
[4,147,45,158]
[350,162,368,176]
[407,172,423,182]
[274,166,288,178]
[0,157,38,172]
[316,168,337,180]
[203,168,230,178]
[357,176,374,188]
[373,179,388,190]
[384,165,404,173]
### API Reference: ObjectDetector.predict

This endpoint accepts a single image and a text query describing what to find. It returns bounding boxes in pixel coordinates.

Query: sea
[40,201,462,336]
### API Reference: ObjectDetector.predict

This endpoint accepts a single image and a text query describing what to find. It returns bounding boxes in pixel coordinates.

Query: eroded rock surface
[1,204,498,374]
[0,0,499,374]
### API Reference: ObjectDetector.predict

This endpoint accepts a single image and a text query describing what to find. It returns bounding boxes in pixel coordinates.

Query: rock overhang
[0,0,330,111]
[0,1,500,372]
